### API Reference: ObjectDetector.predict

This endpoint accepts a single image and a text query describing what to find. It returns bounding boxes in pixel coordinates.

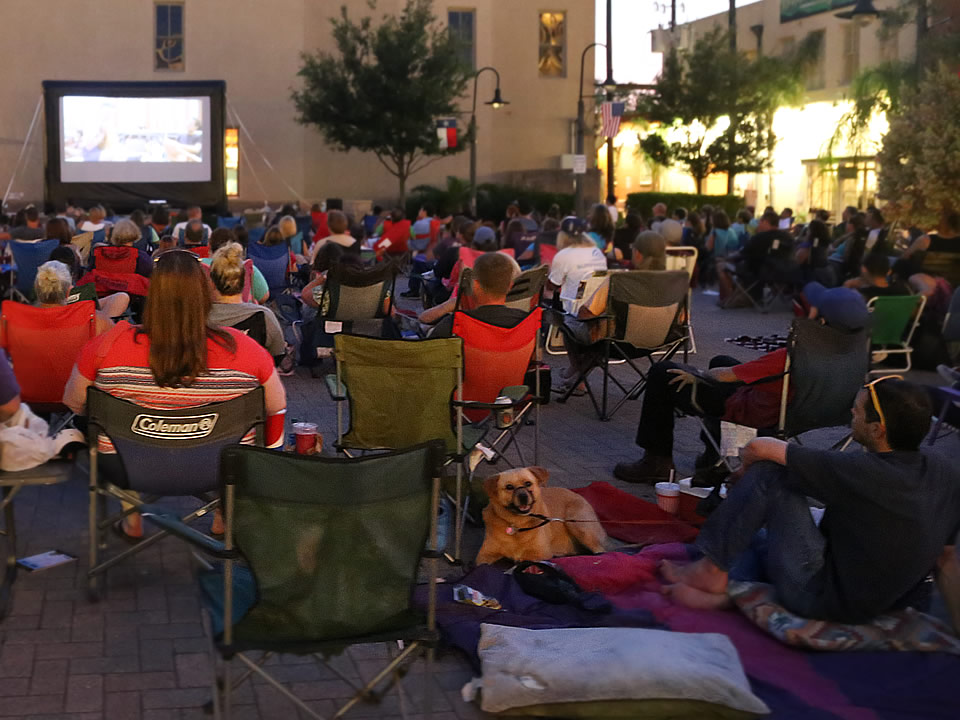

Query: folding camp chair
[224,311,268,350]
[693,318,869,473]
[557,270,691,421]
[455,307,542,468]
[316,260,397,339]
[723,237,793,312]
[217,216,244,230]
[665,246,698,354]
[544,270,616,357]
[246,242,290,298]
[867,294,926,374]
[71,232,94,265]
[1,300,96,432]
[199,442,443,720]
[928,386,960,446]
[8,239,58,302]
[504,266,549,312]
[85,386,265,600]
[944,287,960,365]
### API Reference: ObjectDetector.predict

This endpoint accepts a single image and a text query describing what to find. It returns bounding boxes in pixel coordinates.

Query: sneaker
[937,364,960,388]
[613,455,675,484]
[694,450,720,472]
[692,463,730,489]
[277,343,297,376]
[400,290,419,298]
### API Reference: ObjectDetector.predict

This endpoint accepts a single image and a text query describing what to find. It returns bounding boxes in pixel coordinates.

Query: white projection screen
[59,95,212,183]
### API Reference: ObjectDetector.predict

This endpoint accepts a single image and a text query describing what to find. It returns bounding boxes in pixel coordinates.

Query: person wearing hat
[659,376,960,625]
[547,217,608,316]
[614,282,872,485]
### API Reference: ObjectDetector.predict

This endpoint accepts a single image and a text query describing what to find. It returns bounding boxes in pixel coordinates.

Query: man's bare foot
[660,557,728,594]
[662,583,732,611]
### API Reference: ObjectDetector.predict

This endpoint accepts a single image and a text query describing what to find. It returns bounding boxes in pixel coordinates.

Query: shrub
[404,181,574,221]
[625,192,742,221]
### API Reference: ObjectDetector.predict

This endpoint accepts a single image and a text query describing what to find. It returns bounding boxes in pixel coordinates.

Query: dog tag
[324,321,343,334]
[505,527,515,535]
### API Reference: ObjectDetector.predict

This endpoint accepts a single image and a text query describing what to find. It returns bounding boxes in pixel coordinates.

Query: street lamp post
[575,44,616,217]
[469,66,507,217]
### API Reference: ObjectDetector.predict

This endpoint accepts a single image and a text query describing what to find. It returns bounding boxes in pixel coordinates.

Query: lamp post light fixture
[469,66,508,216]
[835,0,881,21]
[575,42,613,218]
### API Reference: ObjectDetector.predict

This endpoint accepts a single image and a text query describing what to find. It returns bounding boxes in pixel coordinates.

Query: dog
[475,467,608,564]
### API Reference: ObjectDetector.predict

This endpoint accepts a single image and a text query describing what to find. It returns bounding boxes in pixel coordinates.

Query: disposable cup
[293,422,318,455]
[655,481,681,515]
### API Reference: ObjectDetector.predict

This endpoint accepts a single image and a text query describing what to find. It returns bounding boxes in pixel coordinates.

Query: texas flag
[437,118,457,150]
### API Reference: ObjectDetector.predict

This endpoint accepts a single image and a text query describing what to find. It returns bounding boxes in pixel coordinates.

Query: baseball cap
[652,218,683,246]
[802,282,870,332]
[472,225,497,250]
[560,216,588,235]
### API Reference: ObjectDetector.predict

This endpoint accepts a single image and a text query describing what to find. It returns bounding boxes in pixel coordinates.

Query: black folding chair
[85,386,265,600]
[316,260,397,338]
[556,270,691,421]
[225,311,268,349]
[201,441,445,720]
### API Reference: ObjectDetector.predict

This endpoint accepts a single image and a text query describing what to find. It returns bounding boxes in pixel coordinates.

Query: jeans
[634,355,742,457]
[407,257,433,294]
[695,460,827,617]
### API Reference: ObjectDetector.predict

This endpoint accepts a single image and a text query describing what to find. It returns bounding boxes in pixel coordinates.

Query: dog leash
[507,513,693,535]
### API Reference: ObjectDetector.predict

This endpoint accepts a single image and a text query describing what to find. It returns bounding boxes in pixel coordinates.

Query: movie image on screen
[59,95,211,184]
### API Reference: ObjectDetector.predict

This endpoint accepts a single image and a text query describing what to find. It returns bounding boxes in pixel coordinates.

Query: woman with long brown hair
[64,249,286,539]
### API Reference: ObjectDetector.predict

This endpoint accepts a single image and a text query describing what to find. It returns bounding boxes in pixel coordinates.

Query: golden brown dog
[476,467,608,564]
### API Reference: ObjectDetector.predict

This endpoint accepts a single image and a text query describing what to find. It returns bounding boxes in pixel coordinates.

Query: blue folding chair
[217,216,244,230]
[247,227,266,245]
[287,231,305,256]
[246,242,290,297]
[92,228,106,246]
[8,239,58,302]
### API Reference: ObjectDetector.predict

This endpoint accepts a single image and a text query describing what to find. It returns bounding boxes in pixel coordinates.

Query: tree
[876,63,960,227]
[638,28,814,194]
[292,0,471,203]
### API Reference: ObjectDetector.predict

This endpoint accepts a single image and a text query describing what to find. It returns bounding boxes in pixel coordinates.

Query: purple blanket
[434,546,960,719]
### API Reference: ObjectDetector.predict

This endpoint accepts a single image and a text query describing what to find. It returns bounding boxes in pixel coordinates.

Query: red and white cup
[655,482,681,515]
[293,422,318,455]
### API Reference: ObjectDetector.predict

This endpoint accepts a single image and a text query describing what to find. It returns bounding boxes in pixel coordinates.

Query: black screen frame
[43,80,227,213]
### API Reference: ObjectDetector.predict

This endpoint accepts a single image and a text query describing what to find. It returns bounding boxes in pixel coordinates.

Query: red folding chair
[77,246,150,299]
[453,307,541,462]
[451,247,516,311]
[1,300,97,430]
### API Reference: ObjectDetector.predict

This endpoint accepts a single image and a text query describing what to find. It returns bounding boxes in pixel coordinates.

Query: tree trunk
[397,155,407,207]
[695,174,704,195]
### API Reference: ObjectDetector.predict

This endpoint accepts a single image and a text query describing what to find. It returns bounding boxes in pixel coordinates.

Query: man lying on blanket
[661,378,960,624]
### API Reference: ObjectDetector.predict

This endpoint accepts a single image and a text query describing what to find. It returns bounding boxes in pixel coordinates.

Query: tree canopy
[876,63,960,227]
[291,0,472,202]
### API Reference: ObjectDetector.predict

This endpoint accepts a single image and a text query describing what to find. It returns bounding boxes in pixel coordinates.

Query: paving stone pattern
[0,289,953,718]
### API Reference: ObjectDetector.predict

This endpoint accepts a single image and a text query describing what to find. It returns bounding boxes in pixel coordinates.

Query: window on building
[538,11,566,77]
[804,30,826,91]
[448,10,475,70]
[840,24,860,86]
[155,3,184,71]
[225,128,239,197]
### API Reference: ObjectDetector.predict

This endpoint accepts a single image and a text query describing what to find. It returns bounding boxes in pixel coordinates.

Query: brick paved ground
[0,288,954,719]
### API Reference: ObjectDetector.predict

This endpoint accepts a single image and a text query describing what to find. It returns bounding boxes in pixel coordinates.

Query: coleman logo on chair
[131,414,219,439]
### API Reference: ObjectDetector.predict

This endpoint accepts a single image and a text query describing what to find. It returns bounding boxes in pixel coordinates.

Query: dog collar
[506,513,553,534]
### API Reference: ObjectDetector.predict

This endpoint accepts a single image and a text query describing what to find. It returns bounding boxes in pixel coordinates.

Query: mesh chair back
[94,245,138,274]
[608,270,689,349]
[10,239,58,297]
[1,300,96,405]
[943,287,960,342]
[221,441,443,645]
[454,308,541,423]
[226,311,268,350]
[247,242,289,295]
[868,295,923,345]
[783,318,869,436]
[321,262,396,322]
[504,266,549,312]
[335,335,461,452]
[457,246,514,268]
[86,386,265,495]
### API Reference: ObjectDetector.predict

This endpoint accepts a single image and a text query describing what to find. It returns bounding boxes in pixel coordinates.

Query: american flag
[600,101,624,138]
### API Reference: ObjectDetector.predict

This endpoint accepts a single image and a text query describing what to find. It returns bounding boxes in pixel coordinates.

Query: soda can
[494,395,514,429]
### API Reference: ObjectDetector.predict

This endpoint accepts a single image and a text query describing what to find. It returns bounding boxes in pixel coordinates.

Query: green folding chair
[324,334,499,561]
[199,442,444,720]
[867,294,926,374]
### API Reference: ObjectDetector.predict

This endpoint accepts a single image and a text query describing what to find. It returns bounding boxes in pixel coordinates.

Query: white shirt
[549,245,608,315]
[607,204,619,226]
[172,221,213,239]
[80,221,105,233]
[308,234,357,263]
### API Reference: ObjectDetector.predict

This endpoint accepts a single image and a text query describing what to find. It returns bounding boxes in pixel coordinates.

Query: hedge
[625,192,743,221]
[405,182,574,221]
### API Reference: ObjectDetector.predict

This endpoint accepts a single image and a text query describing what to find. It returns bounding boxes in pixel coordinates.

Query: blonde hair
[210,242,246,296]
[278,215,298,239]
[111,218,141,246]
[35,260,73,305]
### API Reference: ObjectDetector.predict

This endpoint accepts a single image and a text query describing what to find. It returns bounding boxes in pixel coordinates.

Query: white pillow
[476,624,769,716]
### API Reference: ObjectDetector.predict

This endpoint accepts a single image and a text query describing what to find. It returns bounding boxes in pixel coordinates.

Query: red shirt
[374,219,411,256]
[723,348,793,429]
[311,211,329,240]
[77,323,283,448]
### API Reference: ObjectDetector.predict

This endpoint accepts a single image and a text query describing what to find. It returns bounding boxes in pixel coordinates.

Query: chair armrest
[325,374,347,401]
[140,506,237,559]
[453,385,530,411]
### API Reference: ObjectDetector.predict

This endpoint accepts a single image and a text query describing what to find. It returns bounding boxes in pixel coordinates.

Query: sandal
[111,520,143,545]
